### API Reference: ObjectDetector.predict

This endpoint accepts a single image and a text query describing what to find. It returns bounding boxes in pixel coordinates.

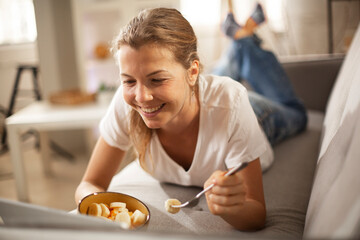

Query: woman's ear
[187,60,200,86]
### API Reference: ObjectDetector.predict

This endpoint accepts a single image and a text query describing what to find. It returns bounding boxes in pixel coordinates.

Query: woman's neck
[156,93,200,170]
[157,89,199,136]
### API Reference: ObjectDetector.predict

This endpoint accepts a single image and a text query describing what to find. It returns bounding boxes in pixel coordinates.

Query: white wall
[276,0,359,55]
[33,0,79,96]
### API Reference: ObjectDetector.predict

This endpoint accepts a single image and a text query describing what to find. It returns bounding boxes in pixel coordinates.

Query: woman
[75,7,306,231]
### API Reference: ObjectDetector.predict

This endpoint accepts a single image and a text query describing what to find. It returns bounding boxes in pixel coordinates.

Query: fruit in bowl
[78,192,150,229]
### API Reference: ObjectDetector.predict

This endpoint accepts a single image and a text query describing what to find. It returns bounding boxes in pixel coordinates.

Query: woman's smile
[139,103,166,117]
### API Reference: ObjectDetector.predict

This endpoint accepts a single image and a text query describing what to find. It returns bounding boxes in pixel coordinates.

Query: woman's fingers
[205,170,247,215]
[207,188,246,215]
[211,180,245,195]
[213,171,244,186]
[209,172,246,204]
[204,170,223,188]
[208,189,246,205]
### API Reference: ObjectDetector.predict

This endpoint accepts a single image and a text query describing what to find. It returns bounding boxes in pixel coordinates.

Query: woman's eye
[151,78,165,83]
[122,80,136,85]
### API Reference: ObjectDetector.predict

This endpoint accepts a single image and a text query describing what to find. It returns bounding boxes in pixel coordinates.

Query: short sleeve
[225,87,268,168]
[99,85,132,151]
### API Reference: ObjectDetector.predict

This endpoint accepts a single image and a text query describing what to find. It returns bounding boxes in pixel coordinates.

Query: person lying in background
[213,0,307,146]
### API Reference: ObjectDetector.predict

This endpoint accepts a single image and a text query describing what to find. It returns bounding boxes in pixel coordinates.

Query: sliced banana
[100,203,110,218]
[131,209,146,227]
[85,201,147,228]
[87,203,102,217]
[119,207,129,213]
[115,211,131,229]
[110,202,126,210]
[165,199,181,214]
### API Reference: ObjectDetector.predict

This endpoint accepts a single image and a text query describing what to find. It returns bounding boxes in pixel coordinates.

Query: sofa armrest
[280,54,344,112]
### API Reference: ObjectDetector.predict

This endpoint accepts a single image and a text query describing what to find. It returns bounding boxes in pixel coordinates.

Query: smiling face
[119,44,199,131]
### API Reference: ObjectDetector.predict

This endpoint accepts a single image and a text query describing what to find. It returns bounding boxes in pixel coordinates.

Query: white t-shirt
[100,74,273,187]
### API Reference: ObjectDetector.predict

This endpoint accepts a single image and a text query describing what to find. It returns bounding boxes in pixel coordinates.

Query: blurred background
[0,0,359,211]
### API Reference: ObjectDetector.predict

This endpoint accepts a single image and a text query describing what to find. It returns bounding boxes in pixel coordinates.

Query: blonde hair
[113,8,201,172]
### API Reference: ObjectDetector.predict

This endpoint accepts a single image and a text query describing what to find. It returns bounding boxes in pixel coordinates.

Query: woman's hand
[204,159,266,231]
[75,181,106,204]
[204,170,246,215]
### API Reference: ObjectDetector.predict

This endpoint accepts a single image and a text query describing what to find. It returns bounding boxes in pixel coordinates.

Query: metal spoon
[171,161,249,209]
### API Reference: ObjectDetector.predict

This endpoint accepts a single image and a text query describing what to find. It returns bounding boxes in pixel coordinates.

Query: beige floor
[0,139,89,212]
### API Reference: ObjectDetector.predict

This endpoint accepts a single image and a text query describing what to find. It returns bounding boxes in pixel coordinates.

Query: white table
[6,101,108,202]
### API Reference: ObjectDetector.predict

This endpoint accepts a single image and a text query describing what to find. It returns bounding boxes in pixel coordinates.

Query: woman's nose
[135,84,153,103]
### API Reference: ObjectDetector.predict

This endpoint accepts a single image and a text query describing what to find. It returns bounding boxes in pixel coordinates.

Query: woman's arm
[204,158,266,231]
[75,136,126,204]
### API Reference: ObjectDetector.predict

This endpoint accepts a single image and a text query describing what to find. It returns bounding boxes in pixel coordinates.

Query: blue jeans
[212,35,308,145]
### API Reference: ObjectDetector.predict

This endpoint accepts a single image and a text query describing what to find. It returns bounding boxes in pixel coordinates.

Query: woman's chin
[143,120,162,129]
[145,125,161,130]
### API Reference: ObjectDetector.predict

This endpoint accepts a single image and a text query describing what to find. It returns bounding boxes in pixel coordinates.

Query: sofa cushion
[108,111,323,237]
[304,24,360,239]
[261,111,322,237]
[281,54,344,112]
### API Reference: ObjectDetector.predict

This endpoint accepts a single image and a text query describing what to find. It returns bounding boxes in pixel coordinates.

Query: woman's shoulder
[199,74,248,107]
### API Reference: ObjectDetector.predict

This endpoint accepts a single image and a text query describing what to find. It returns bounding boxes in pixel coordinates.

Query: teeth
[141,105,162,113]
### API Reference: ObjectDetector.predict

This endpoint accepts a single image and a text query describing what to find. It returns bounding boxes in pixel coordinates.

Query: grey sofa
[1,26,359,240]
